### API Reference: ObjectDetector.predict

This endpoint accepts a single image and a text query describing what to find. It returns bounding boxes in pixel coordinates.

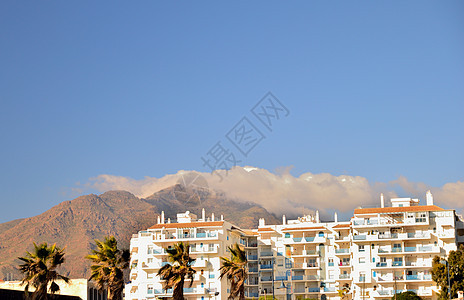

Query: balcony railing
[292,275,304,280]
[247,255,258,260]
[260,252,273,257]
[260,264,273,269]
[308,288,320,293]
[353,235,367,240]
[339,274,351,279]
[249,267,258,272]
[335,248,350,254]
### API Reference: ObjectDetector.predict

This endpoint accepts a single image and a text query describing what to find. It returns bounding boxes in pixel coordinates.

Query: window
[147,258,153,264]
[201,283,204,288]
[329,270,334,279]
[147,245,153,254]
[285,233,291,238]
[371,244,375,249]
[328,258,334,267]
[359,272,366,282]
[359,245,365,252]
[147,285,154,294]
[380,257,386,263]
[359,257,366,264]
[318,231,324,237]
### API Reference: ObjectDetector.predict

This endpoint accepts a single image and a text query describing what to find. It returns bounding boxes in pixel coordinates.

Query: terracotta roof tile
[333,224,351,229]
[354,205,444,215]
[258,227,275,232]
[149,221,224,229]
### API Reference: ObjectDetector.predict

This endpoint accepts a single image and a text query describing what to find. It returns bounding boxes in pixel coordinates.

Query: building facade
[126,192,464,300]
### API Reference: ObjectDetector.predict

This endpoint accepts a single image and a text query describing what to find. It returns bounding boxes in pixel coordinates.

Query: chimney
[157,216,161,224]
[202,208,206,221]
[259,218,265,227]
[221,215,224,221]
[426,190,434,206]
[211,213,215,222]
[334,212,338,223]
[282,215,286,225]
[167,218,171,224]
[316,211,320,223]
[161,211,165,224]
[380,193,385,208]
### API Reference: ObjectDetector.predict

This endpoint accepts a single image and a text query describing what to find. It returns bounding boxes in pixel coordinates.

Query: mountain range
[0,184,279,280]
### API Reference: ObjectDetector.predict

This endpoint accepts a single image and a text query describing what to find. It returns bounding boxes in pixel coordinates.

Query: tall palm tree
[220,243,248,300]
[86,236,130,300]
[18,242,70,300]
[157,242,196,300]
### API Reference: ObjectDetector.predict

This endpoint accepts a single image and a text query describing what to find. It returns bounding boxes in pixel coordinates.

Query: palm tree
[338,283,351,300]
[157,242,196,300]
[220,243,248,300]
[18,242,70,300]
[86,236,130,300]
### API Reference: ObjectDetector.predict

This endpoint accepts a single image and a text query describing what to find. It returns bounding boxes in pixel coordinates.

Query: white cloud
[82,167,464,218]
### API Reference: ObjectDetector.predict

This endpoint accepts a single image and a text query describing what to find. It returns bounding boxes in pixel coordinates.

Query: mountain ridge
[0,185,279,279]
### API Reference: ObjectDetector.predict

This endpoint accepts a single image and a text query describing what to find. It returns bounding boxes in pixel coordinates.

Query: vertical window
[359,245,365,252]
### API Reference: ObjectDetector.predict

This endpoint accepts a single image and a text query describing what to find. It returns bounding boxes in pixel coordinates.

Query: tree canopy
[432,246,464,300]
[391,291,422,300]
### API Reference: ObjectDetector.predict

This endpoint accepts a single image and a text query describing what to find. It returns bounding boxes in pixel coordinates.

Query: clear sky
[0,1,463,223]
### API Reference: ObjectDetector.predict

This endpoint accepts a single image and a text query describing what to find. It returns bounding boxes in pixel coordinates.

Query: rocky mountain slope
[0,185,279,279]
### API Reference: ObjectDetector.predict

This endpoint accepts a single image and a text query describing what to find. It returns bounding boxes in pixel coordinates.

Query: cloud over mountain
[84,167,464,218]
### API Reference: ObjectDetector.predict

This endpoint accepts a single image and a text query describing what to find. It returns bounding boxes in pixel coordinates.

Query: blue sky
[0,1,463,223]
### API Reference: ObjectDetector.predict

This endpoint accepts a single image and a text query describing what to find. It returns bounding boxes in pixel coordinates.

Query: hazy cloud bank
[82,167,464,218]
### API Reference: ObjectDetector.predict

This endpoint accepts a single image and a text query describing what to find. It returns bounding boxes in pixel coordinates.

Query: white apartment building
[126,210,242,300]
[126,191,464,300]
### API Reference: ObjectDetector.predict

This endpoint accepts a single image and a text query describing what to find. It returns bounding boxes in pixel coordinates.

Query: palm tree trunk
[173,278,185,300]
[239,285,245,300]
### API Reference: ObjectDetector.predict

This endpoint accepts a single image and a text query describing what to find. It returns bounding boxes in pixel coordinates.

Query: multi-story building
[126,210,242,300]
[126,191,464,300]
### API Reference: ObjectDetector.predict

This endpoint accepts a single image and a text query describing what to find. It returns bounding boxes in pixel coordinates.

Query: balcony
[261,276,273,282]
[246,292,259,298]
[377,246,439,255]
[260,264,273,270]
[407,232,431,239]
[335,248,350,254]
[191,260,206,268]
[378,233,398,239]
[248,267,258,273]
[339,261,351,267]
[339,274,351,279]
[405,261,432,267]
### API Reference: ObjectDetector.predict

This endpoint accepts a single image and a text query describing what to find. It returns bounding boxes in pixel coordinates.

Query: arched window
[285,233,290,238]
[318,231,324,237]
